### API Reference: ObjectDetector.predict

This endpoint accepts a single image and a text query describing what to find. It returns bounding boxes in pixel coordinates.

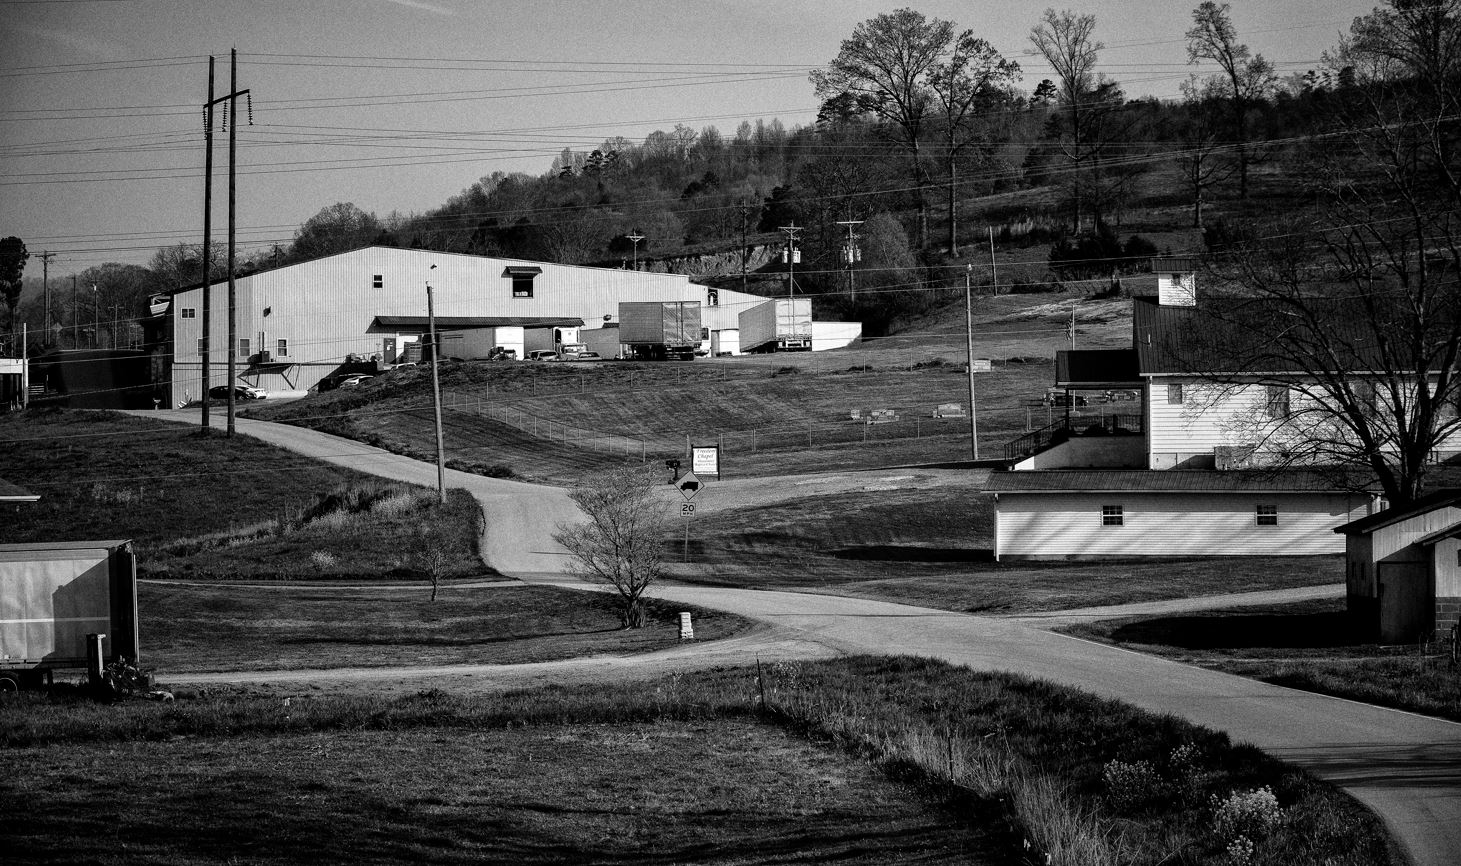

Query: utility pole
[738,200,752,293]
[988,226,998,297]
[201,55,216,428]
[91,284,99,349]
[426,266,447,504]
[37,251,54,342]
[70,276,77,349]
[627,231,644,271]
[779,224,802,297]
[1069,303,1077,351]
[201,51,249,433]
[836,218,863,298]
[965,265,979,461]
[225,48,249,437]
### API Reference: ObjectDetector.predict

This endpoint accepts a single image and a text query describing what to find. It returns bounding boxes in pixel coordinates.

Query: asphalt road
[147,410,1461,866]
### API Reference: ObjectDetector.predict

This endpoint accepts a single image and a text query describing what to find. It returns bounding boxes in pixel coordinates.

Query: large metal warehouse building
[163,246,858,406]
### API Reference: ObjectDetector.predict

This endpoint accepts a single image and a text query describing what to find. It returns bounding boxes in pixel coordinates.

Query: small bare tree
[554,465,670,628]
[410,521,452,602]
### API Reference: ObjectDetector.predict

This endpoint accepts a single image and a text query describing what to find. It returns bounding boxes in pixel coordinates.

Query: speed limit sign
[681,502,696,518]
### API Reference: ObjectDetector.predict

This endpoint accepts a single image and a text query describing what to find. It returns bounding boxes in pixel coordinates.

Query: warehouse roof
[369,316,584,332]
[985,469,1361,494]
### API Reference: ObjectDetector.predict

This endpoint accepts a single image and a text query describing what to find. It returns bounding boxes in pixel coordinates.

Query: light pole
[627,232,644,271]
[426,265,447,504]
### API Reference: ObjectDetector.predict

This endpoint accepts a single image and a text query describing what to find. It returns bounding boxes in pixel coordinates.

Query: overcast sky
[0,0,1376,277]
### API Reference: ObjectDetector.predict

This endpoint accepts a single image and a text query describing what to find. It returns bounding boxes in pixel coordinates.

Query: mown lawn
[681,487,1343,613]
[1065,599,1461,722]
[142,583,746,673]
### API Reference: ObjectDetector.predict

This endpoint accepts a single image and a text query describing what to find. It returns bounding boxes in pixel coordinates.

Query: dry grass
[1,656,1400,866]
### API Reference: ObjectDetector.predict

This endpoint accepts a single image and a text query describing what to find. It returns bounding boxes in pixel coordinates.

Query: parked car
[526,350,558,362]
[573,351,602,361]
[208,384,267,401]
[337,374,374,388]
[1105,389,1139,402]
[487,346,518,361]
[1044,391,1088,407]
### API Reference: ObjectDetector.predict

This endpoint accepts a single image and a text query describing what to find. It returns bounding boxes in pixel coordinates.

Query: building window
[707,288,719,306]
[1256,504,1278,526]
[181,307,196,319]
[1354,380,1377,415]
[1167,383,1184,405]
[238,338,250,359]
[1265,384,1291,419]
[276,339,288,358]
[503,265,542,299]
[372,274,383,289]
[1101,505,1124,526]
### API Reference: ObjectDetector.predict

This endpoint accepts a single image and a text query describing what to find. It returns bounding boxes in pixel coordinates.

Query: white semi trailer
[0,540,139,691]
[619,301,702,360]
[738,298,812,353]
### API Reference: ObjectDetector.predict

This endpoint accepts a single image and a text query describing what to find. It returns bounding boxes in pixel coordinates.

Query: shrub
[309,550,339,571]
[1212,785,1284,841]
[1102,759,1166,812]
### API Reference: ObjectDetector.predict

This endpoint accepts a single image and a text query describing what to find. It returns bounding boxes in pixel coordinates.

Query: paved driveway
[144,411,1461,866]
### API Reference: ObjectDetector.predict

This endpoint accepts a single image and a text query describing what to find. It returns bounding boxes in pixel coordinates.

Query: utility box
[619,301,702,360]
[738,298,812,353]
[0,540,139,690]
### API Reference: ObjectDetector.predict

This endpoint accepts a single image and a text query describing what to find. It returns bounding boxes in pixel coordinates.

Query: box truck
[618,301,702,360]
[1,540,139,691]
[738,298,813,353]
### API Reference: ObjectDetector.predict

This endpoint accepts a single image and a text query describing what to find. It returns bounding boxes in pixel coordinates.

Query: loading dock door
[1377,561,1433,643]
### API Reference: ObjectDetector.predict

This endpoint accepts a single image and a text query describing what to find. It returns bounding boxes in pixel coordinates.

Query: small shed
[1334,489,1461,643]
[987,470,1374,561]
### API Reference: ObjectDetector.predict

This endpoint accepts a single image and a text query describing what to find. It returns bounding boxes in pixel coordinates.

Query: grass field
[0,409,760,673]
[2,657,1400,866]
[1064,599,1461,723]
[678,487,1343,613]
[142,583,746,673]
[247,291,1137,483]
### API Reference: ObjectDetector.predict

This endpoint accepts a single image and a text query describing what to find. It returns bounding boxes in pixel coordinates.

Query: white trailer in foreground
[738,298,812,353]
[0,540,139,691]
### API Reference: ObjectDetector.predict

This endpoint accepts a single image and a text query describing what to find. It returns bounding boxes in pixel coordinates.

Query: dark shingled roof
[0,477,40,503]
[369,316,584,331]
[1333,488,1461,535]
[1151,256,1202,273]
[985,469,1360,493]
[1056,349,1141,386]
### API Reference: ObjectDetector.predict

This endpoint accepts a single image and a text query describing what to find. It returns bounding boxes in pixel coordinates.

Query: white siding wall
[1147,377,1272,468]
[1148,375,1461,469]
[812,321,863,352]
[995,491,1365,559]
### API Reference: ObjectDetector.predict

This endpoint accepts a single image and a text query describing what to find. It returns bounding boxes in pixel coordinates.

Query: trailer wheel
[0,674,20,693]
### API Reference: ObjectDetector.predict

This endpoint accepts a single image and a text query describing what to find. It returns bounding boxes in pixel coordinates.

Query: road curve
[141,410,1461,866]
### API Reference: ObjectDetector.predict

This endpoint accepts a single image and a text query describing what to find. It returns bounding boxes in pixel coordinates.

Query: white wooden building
[1335,490,1461,642]
[987,470,1375,560]
[162,246,859,405]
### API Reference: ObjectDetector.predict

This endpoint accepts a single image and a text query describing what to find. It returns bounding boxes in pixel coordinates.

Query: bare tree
[1177,76,1237,227]
[811,9,955,250]
[554,465,670,628]
[1185,2,1278,199]
[1173,2,1461,505]
[1028,9,1125,230]
[928,36,1021,255]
